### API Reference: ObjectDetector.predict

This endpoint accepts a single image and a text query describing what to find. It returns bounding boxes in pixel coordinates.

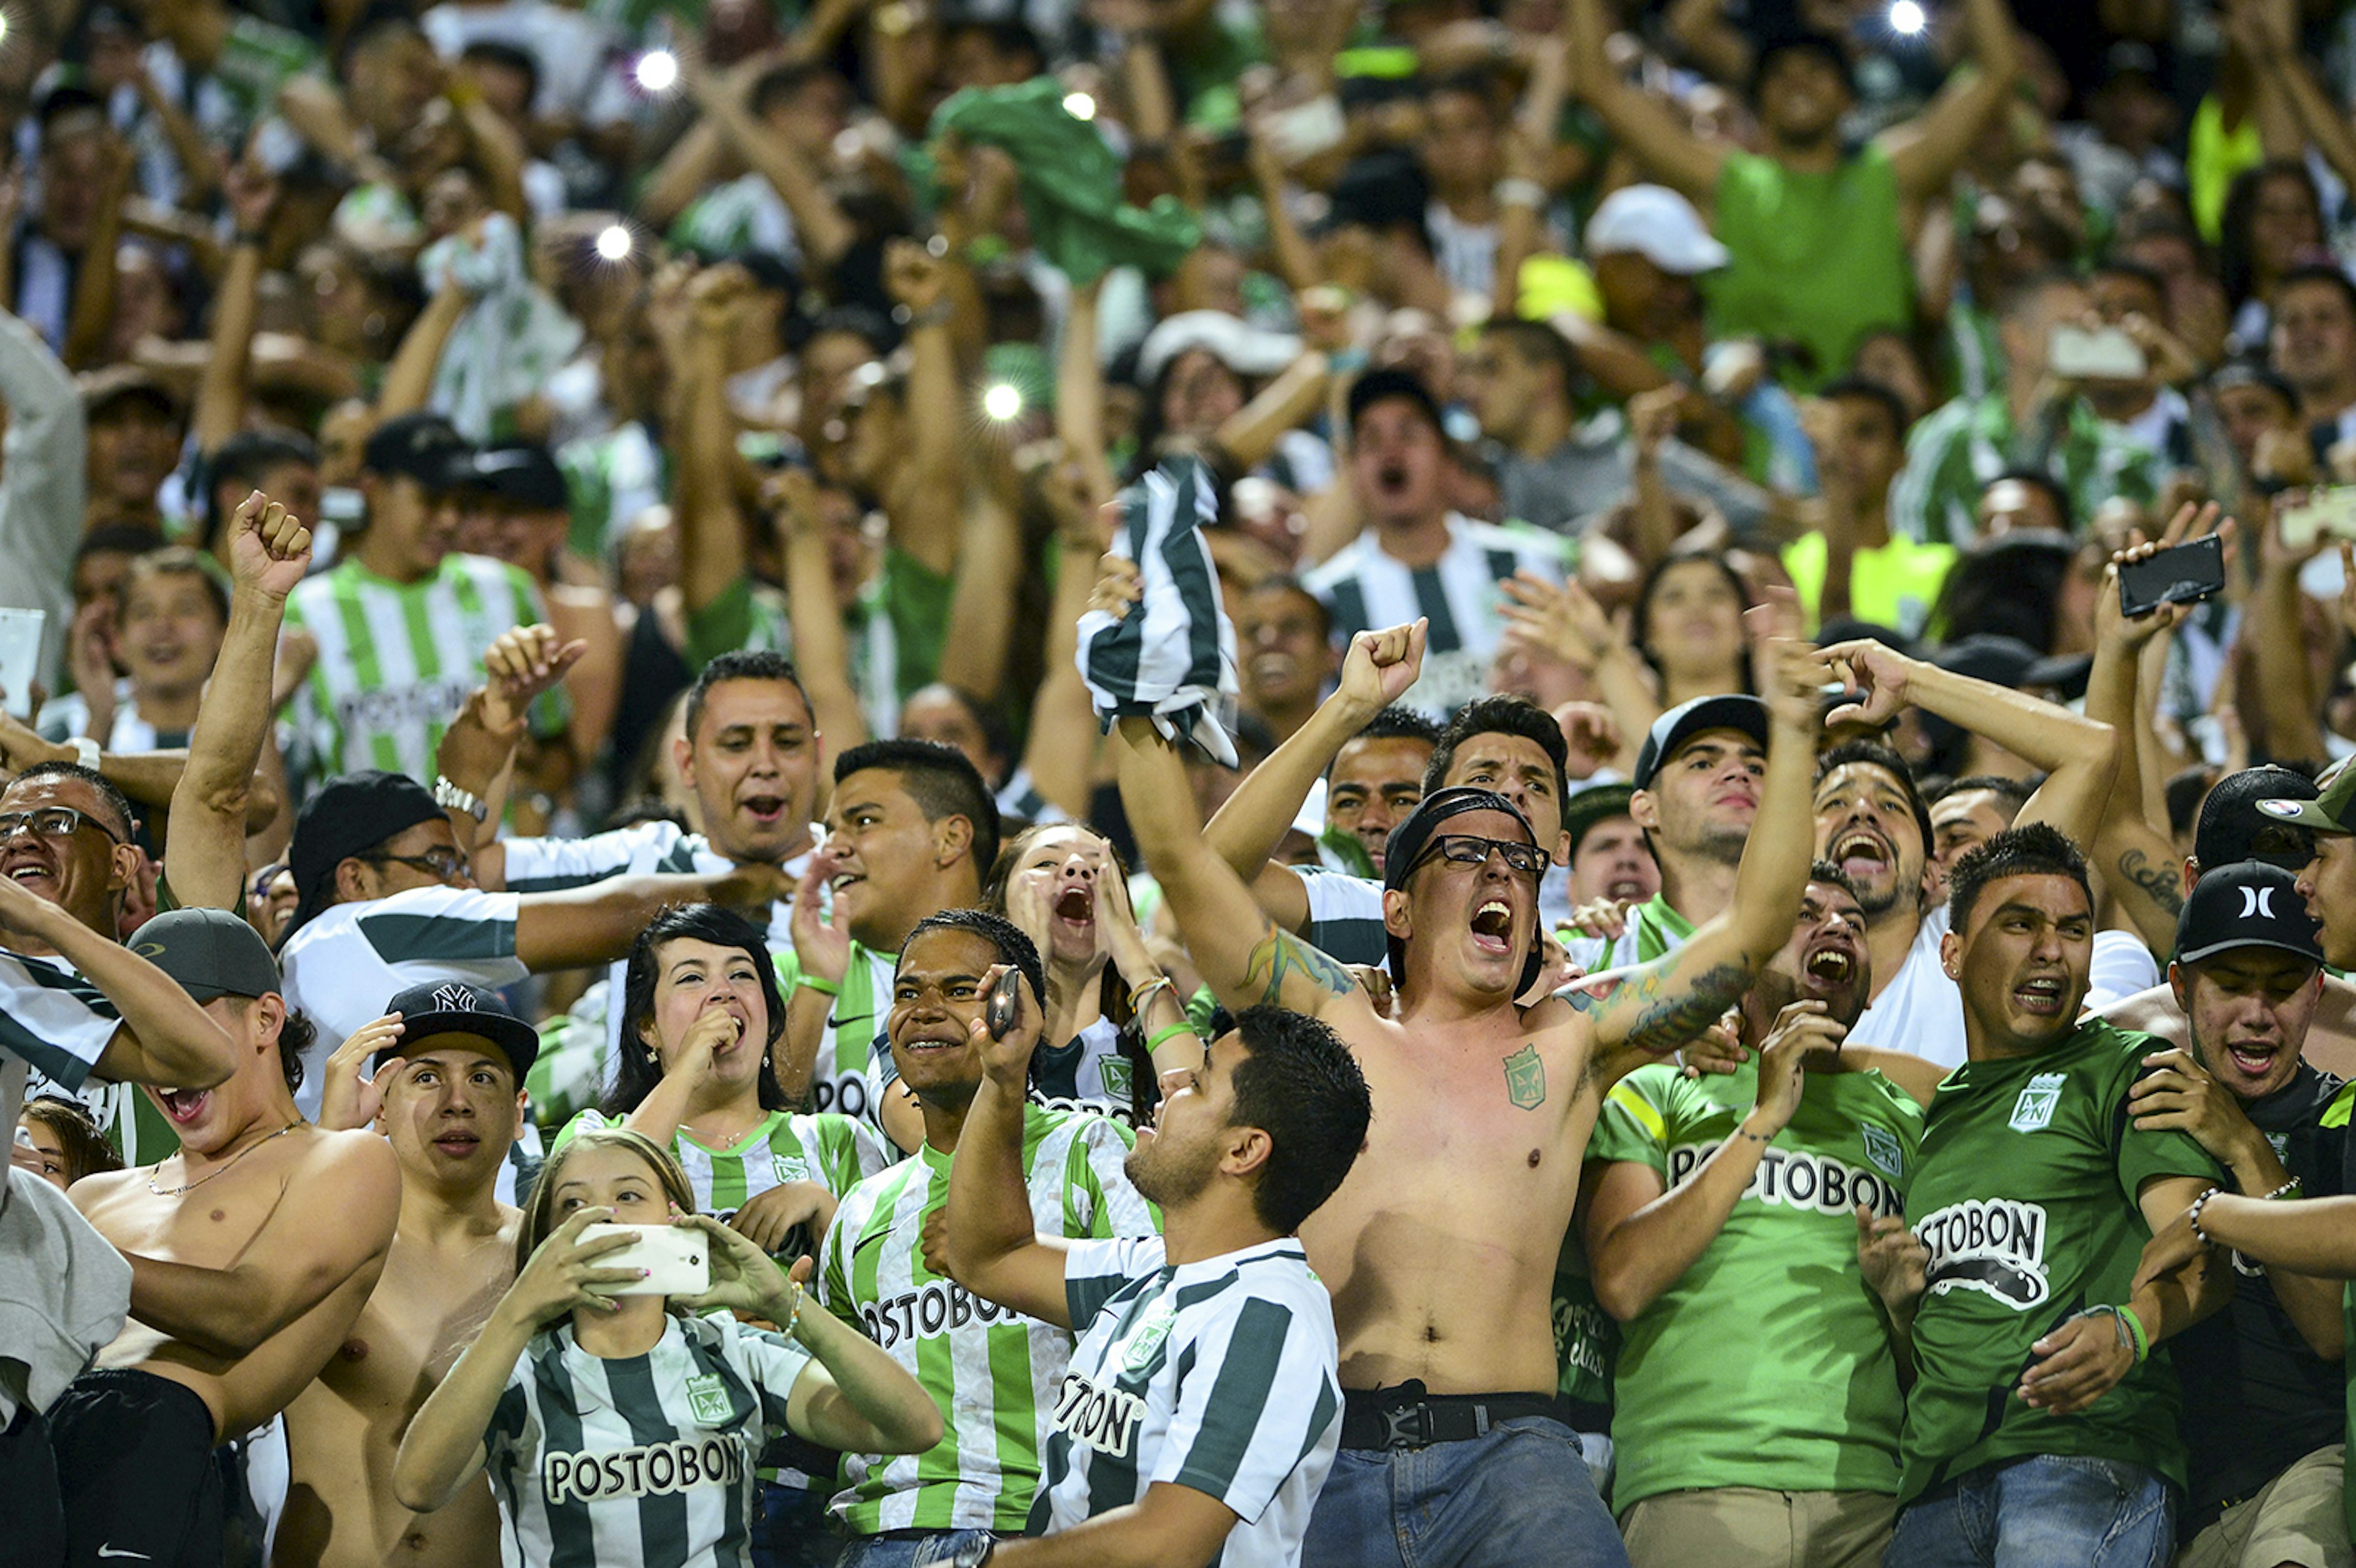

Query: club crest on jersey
[1098,1055,1136,1101]
[1120,1304,1177,1374]
[685,1373,733,1426]
[2008,1072,2066,1133]
[1503,1044,1546,1110]
[1916,1197,2050,1310]
[1861,1123,1905,1180]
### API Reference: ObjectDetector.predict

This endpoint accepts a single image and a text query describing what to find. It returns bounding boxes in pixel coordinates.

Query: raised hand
[1553,702,1622,780]
[498,1208,641,1328]
[1820,639,1917,729]
[480,624,588,730]
[1499,573,1616,672]
[676,1213,805,1322]
[1335,619,1427,717]
[318,1013,403,1131]
[790,848,853,986]
[884,237,949,317]
[1087,553,1142,621]
[1749,1001,1843,1133]
[2099,501,2234,648]
[228,490,313,601]
[967,962,1044,1090]
[728,1181,836,1255]
[686,261,756,340]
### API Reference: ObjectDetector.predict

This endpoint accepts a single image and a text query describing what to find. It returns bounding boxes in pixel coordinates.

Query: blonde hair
[515,1126,696,1278]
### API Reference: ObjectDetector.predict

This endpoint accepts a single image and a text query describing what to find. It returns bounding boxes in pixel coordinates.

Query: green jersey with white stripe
[554,1107,889,1230]
[1039,1236,1342,1568]
[815,1105,1157,1534]
[284,551,559,783]
[774,942,894,1127]
[482,1311,812,1568]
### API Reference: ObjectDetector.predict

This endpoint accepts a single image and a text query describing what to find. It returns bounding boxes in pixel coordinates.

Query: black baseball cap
[288,771,448,934]
[1632,694,1771,790]
[2175,861,2326,968]
[1345,367,1444,439]
[1382,786,1547,993]
[2258,757,2356,840]
[1563,783,1638,860]
[380,980,539,1083]
[362,412,472,490]
[454,443,569,512]
[2208,766,2323,867]
[130,908,282,1004]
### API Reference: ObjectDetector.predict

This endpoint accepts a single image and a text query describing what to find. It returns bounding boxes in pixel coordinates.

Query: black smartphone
[985,969,1022,1040]
[2117,536,2226,618]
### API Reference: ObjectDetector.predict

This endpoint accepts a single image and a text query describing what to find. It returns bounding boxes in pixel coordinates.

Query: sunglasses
[0,806,125,845]
[1411,834,1550,878]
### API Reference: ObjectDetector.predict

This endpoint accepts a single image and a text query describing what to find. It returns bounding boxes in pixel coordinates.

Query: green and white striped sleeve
[1157,1293,1333,1523]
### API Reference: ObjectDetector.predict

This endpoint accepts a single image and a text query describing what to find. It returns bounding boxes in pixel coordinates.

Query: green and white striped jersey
[1560,892,1695,975]
[815,1105,1156,1534]
[283,551,557,783]
[774,942,895,1129]
[554,1107,890,1226]
[2,947,124,1147]
[482,1310,813,1568]
[277,885,529,1120]
[1295,867,1387,969]
[1039,1236,1342,1568]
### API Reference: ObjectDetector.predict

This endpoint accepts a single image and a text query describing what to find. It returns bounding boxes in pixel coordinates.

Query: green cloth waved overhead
[929,78,1202,284]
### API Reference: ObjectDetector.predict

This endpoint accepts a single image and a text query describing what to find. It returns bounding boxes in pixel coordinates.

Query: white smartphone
[579,1223,711,1297]
[2279,486,2356,551]
[2049,325,2147,381]
[0,608,43,719]
[1265,95,1346,166]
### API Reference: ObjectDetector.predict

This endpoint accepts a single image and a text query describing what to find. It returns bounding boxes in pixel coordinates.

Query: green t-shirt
[553,1107,886,1225]
[1592,1059,1924,1507]
[1704,147,1913,391]
[1900,1022,2220,1502]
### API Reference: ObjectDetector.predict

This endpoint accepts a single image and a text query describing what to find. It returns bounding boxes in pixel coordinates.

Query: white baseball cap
[1585,185,1730,275]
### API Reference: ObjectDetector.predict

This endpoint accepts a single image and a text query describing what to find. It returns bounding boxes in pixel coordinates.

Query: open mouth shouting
[2217,1036,2284,1084]
[2012,973,2069,1018]
[1830,828,1893,886]
[1801,940,1859,998]
[156,1086,211,1127]
[738,792,790,831]
[1053,886,1095,930]
[1469,899,1515,956]
[1605,871,1652,903]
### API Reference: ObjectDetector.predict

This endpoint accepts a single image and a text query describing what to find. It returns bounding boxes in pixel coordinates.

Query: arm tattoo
[1619,961,1752,1056]
[1242,923,1357,1007]
[2117,849,2184,918]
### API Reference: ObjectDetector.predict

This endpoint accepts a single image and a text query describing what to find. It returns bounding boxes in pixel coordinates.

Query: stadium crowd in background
[16,0,2356,1564]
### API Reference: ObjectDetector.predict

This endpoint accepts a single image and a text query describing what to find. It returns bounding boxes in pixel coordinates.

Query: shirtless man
[276,980,537,1568]
[1107,632,1825,1568]
[62,907,400,1568]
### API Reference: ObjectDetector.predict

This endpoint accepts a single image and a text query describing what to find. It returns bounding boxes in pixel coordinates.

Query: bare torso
[74,1129,388,1440]
[273,1210,519,1568]
[1301,1000,1598,1396]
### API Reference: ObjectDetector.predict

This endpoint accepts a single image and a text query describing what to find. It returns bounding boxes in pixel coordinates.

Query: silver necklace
[147,1123,299,1196]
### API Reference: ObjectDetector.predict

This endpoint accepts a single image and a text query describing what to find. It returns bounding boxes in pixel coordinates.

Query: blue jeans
[751,1482,841,1568]
[1301,1415,1630,1568]
[1884,1456,2176,1567]
[833,1531,1003,1568]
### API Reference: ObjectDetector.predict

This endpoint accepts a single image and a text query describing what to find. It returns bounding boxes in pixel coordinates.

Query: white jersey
[1303,516,1567,720]
[500,819,811,1091]
[284,551,550,783]
[1846,905,2161,1070]
[482,1312,813,1568]
[1041,1235,1342,1568]
[0,947,120,1139]
[277,885,528,1117]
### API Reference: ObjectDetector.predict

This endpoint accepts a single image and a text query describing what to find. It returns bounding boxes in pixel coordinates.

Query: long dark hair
[604,905,788,1117]
[2219,159,2323,311]
[1633,550,1756,693]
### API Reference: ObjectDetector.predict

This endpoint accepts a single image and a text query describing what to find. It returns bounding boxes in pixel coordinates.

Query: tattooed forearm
[1241,923,1357,1006]
[2117,849,2185,917]
[1619,962,1752,1056]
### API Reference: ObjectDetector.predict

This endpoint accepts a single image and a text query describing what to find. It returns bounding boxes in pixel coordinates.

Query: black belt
[1338,1381,1568,1450]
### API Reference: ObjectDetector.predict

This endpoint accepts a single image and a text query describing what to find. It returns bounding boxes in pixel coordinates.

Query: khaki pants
[1620,1485,1896,1568]
[2176,1445,2354,1568]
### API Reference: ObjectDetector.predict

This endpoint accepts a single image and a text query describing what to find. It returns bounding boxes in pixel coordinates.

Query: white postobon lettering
[1915,1197,2052,1310]
[1050,1372,1147,1461]
[1665,1140,1905,1219]
[542,1436,745,1504]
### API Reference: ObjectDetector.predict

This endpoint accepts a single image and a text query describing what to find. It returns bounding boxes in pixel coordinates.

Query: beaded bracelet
[2187,1184,2224,1247]
[2260,1176,2303,1201]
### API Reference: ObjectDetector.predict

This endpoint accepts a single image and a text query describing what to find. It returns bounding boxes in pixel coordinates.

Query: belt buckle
[1380,1402,1431,1450]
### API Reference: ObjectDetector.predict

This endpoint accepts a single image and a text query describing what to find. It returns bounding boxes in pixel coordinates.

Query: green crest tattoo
[1503,1043,1547,1110]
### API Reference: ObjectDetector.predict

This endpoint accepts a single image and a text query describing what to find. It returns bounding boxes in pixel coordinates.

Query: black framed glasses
[0,806,125,845]
[365,847,471,880]
[1414,834,1550,878]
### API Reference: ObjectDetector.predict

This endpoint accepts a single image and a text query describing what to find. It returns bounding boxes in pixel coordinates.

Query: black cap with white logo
[380,980,540,1082]
[2174,861,2325,968]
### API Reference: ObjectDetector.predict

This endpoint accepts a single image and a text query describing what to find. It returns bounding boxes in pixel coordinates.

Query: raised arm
[1877,0,2020,202]
[191,166,276,454]
[774,468,869,753]
[1198,620,1428,931]
[1018,464,1114,821]
[166,494,310,911]
[676,263,752,621]
[683,53,855,274]
[1112,717,1371,1024]
[880,240,964,578]
[113,1126,398,1358]
[941,967,1076,1326]
[0,876,236,1090]
[1568,0,1727,204]
[513,866,789,972]
[1579,635,1824,1072]
[1822,637,2120,851]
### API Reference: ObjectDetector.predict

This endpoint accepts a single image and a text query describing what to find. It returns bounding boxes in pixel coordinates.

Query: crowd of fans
[14,0,2356,1565]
